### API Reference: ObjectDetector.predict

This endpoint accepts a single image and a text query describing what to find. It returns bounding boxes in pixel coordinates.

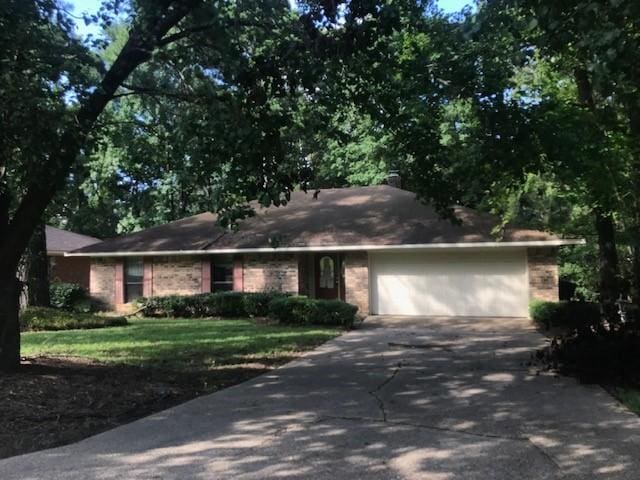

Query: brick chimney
[386,170,402,189]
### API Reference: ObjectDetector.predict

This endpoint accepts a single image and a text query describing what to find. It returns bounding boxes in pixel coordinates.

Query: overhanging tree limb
[0,0,202,276]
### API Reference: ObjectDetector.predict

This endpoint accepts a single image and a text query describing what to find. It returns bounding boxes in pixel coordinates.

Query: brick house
[47,226,101,289]
[67,185,582,316]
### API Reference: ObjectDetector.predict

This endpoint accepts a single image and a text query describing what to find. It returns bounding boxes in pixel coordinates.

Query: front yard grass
[1,317,340,459]
[21,317,339,367]
[612,388,640,416]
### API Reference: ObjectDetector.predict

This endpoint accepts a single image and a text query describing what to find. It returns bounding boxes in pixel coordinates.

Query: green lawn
[613,388,640,416]
[21,317,340,368]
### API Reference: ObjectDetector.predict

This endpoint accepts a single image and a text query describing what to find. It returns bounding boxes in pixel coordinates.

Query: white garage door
[370,250,529,317]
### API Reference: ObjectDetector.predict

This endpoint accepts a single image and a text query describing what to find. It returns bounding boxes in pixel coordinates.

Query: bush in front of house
[268,296,358,328]
[137,292,287,318]
[49,282,93,312]
[548,328,640,384]
[530,300,600,332]
[20,307,128,332]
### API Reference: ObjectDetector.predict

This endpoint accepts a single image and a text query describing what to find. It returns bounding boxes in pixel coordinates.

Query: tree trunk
[0,182,20,372]
[574,68,622,321]
[0,1,199,370]
[595,211,620,324]
[625,100,640,306]
[0,276,21,372]
[25,221,49,307]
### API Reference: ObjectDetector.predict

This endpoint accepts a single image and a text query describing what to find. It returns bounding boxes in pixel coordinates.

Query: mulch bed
[0,356,276,459]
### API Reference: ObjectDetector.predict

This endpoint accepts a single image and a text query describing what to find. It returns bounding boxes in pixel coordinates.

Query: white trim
[64,239,585,257]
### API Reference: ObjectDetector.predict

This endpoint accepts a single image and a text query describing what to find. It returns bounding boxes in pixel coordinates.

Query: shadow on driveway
[1,316,639,479]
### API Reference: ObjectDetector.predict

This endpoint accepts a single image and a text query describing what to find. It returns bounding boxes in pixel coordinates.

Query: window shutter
[114,260,125,304]
[201,260,211,293]
[143,260,153,297]
[233,257,243,292]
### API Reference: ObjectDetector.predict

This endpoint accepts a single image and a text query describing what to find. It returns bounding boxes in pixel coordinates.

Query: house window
[125,258,144,303]
[319,256,335,288]
[212,256,234,292]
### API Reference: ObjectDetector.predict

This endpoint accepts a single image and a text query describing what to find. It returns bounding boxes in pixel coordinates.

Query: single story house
[67,184,582,317]
[47,226,102,289]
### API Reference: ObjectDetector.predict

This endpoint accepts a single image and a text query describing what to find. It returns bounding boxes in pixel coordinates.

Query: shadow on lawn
[0,354,296,460]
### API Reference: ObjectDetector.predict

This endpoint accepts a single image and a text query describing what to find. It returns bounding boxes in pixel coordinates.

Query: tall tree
[0,0,212,370]
[0,0,410,370]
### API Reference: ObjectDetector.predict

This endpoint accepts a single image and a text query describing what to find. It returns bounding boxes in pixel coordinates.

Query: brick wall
[152,256,202,296]
[50,256,91,289]
[90,258,116,307]
[528,247,559,302]
[344,251,369,315]
[243,253,299,293]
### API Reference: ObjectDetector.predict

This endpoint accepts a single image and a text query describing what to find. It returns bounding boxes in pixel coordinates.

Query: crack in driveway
[368,361,403,422]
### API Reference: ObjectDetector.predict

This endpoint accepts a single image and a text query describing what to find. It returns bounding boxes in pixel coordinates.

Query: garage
[370,249,529,317]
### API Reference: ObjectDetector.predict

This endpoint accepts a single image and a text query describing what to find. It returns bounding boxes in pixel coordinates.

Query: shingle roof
[46,226,101,254]
[71,185,565,255]
[73,213,223,254]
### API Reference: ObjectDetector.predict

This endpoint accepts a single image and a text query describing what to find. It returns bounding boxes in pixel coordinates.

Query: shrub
[136,292,286,318]
[21,307,128,332]
[268,296,358,328]
[268,296,314,325]
[530,300,564,329]
[543,328,640,384]
[306,299,358,327]
[242,292,284,317]
[530,300,600,332]
[49,282,90,312]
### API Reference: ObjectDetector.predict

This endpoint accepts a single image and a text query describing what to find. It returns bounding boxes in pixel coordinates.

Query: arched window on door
[319,256,335,289]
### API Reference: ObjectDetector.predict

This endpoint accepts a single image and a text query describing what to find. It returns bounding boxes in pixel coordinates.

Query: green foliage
[530,300,600,331]
[613,388,640,416]
[268,296,358,328]
[546,329,640,385]
[20,308,127,332]
[137,292,286,318]
[530,300,565,329]
[49,282,92,312]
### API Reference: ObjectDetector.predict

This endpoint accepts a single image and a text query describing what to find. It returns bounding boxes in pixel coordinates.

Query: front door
[315,254,339,299]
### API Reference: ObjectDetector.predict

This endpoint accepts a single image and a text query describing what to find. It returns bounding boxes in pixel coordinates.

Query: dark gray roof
[46,226,101,253]
[74,213,222,254]
[72,185,561,254]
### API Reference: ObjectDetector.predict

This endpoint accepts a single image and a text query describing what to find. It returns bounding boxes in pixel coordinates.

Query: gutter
[64,239,585,257]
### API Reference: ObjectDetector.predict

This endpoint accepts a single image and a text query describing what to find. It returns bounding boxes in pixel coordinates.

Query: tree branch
[0,0,202,275]
[158,22,218,46]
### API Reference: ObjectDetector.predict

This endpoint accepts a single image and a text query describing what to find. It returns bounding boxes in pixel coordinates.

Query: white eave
[64,239,585,257]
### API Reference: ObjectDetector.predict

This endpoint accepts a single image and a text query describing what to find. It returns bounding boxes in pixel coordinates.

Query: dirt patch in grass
[0,354,297,460]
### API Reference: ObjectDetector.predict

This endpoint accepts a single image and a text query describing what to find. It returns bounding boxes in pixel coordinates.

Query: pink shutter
[114,260,125,304]
[143,260,153,297]
[233,257,243,292]
[201,260,211,293]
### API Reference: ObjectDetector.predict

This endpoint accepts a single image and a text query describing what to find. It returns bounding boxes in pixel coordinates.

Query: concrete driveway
[2,316,640,479]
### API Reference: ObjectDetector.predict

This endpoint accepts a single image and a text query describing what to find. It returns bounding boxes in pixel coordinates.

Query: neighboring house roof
[46,226,101,255]
[69,186,582,256]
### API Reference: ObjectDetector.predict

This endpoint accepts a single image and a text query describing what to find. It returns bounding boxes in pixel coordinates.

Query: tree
[1,0,208,370]
[0,0,411,370]
[481,0,640,317]
[25,222,50,307]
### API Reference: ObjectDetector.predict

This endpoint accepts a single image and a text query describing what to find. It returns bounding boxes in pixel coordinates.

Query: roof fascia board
[65,239,585,257]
